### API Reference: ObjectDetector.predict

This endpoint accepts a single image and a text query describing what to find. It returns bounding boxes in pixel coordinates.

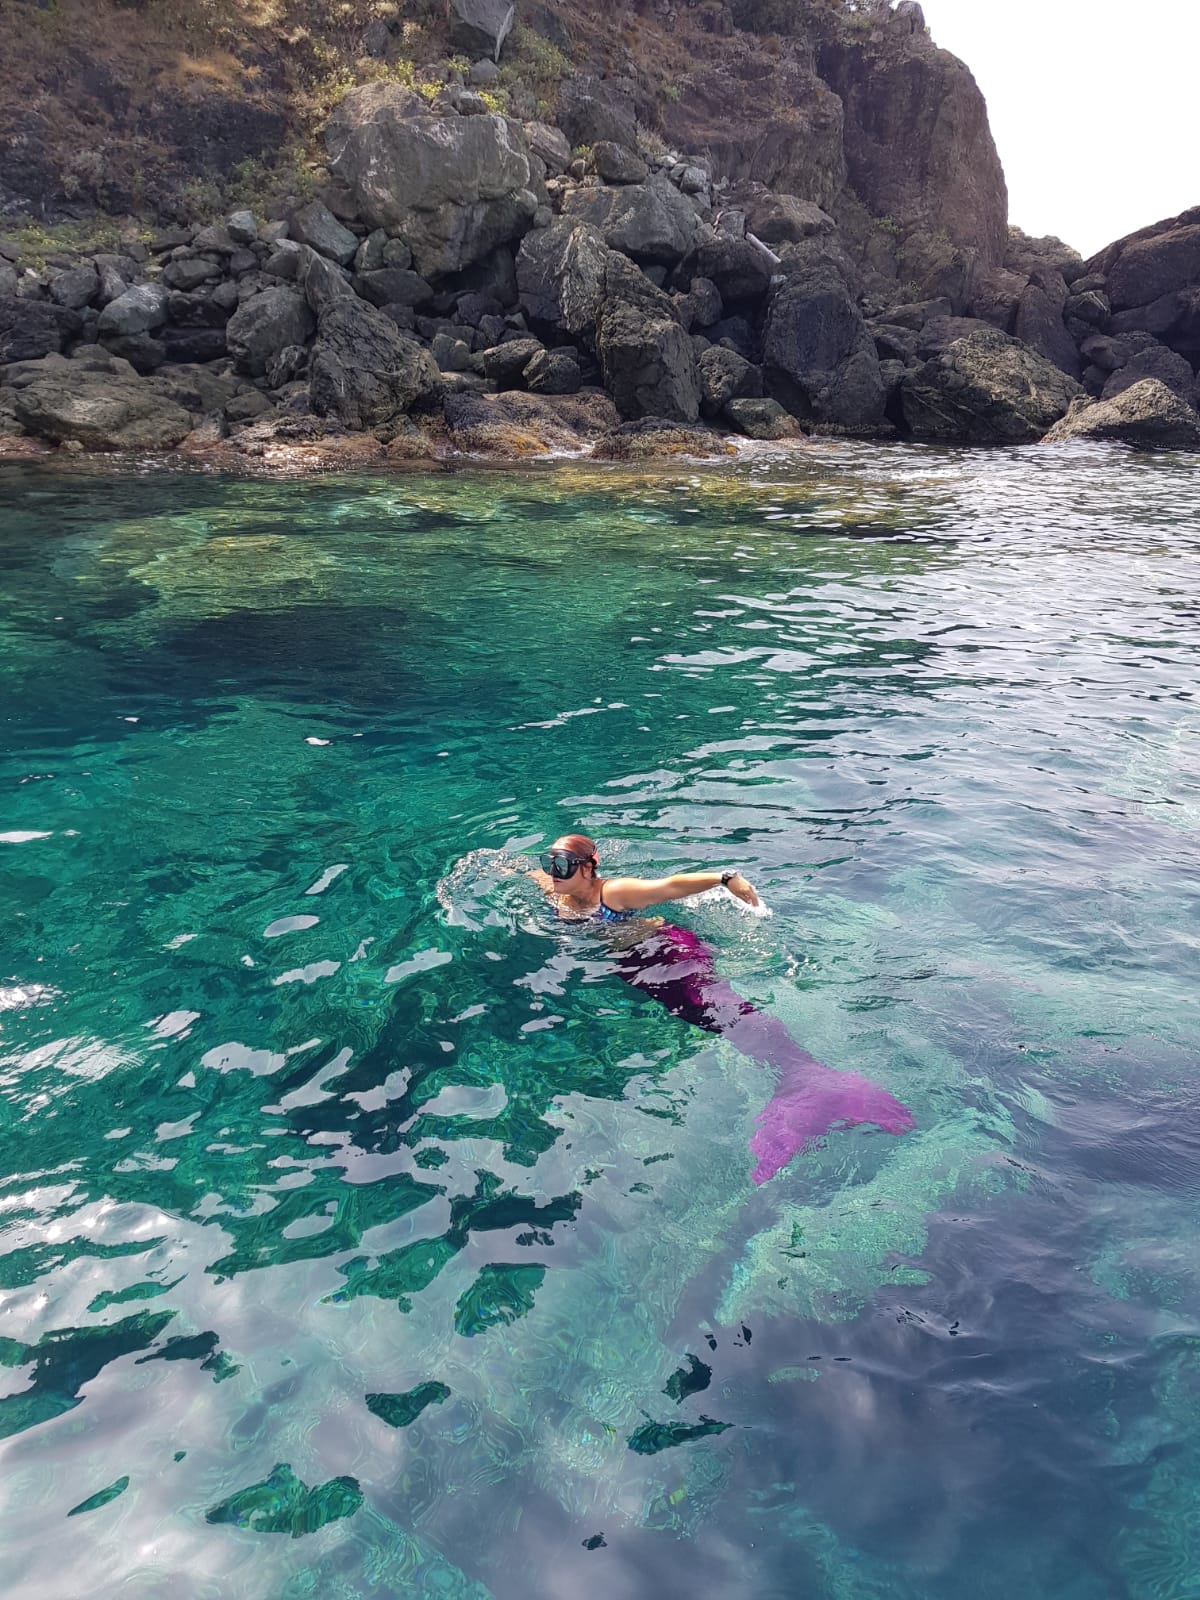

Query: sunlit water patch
[0,442,1197,1599]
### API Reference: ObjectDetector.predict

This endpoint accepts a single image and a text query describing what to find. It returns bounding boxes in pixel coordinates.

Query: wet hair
[553,832,598,871]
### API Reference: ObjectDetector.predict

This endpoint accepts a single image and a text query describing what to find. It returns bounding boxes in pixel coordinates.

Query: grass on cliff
[0,0,869,230]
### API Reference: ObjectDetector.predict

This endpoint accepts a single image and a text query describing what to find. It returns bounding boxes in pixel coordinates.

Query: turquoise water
[0,443,1197,1598]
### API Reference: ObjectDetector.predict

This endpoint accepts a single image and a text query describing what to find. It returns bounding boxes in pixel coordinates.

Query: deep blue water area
[0,443,1197,1599]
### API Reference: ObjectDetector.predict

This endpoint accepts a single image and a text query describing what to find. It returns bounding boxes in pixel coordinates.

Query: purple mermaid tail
[614,923,913,1184]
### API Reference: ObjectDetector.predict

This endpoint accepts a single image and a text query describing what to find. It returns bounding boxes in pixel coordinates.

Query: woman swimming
[532,833,914,1184]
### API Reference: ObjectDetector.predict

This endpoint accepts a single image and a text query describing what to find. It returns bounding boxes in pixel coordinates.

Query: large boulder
[679,234,775,304]
[1102,220,1200,312]
[969,267,1029,333]
[288,200,359,266]
[325,85,535,278]
[450,0,514,60]
[562,176,699,267]
[697,346,762,416]
[309,297,440,429]
[226,288,315,378]
[762,252,884,429]
[0,297,82,362]
[901,327,1083,443]
[480,336,544,388]
[557,75,639,151]
[1012,279,1080,378]
[596,253,701,423]
[743,193,836,247]
[1042,380,1200,451]
[591,142,648,185]
[524,122,571,175]
[724,397,803,440]
[516,219,612,340]
[12,373,192,450]
[1111,287,1200,365]
[1100,345,1197,407]
[48,265,100,310]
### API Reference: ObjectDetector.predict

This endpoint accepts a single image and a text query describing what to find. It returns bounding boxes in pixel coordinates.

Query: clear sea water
[0,442,1197,1600]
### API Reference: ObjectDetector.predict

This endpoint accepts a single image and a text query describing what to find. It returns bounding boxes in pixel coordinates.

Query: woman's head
[541,833,598,884]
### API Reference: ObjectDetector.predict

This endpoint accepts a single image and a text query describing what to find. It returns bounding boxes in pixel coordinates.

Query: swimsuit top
[555,887,640,925]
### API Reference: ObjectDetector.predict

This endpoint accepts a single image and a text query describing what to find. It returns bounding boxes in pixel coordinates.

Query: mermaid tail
[615,924,913,1184]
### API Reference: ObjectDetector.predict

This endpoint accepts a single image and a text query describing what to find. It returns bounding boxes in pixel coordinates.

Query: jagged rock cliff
[0,0,1196,459]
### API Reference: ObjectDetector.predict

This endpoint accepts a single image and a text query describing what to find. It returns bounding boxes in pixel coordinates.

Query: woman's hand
[724,872,761,908]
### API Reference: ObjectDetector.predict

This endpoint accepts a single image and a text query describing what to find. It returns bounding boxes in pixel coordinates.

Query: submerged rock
[901,327,1082,444]
[1041,379,1200,451]
[590,416,734,460]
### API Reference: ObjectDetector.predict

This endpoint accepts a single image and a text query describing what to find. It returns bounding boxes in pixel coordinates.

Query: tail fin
[749,1061,914,1185]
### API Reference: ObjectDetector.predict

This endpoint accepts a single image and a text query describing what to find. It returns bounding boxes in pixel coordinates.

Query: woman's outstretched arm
[604,871,761,911]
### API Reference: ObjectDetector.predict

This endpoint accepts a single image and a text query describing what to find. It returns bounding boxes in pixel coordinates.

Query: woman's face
[545,841,594,889]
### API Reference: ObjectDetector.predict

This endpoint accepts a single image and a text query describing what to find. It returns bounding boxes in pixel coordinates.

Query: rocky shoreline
[3,4,1198,466]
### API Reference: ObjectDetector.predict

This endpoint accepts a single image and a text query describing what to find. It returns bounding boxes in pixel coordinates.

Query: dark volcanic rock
[0,297,82,361]
[762,255,884,429]
[226,288,315,378]
[724,396,802,439]
[288,201,359,266]
[674,276,723,332]
[160,327,228,364]
[1100,345,1197,407]
[450,0,514,61]
[309,298,440,429]
[516,220,611,339]
[524,347,582,395]
[102,333,166,373]
[558,75,639,151]
[681,236,775,305]
[355,269,435,309]
[49,266,100,310]
[13,373,192,449]
[591,142,648,184]
[480,337,544,388]
[697,346,762,416]
[743,193,836,247]
[563,176,699,267]
[596,253,701,423]
[1013,281,1080,378]
[1103,221,1200,312]
[325,85,534,277]
[901,327,1083,443]
[1042,380,1200,451]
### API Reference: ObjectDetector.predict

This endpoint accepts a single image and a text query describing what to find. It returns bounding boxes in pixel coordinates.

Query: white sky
[917,0,1196,258]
